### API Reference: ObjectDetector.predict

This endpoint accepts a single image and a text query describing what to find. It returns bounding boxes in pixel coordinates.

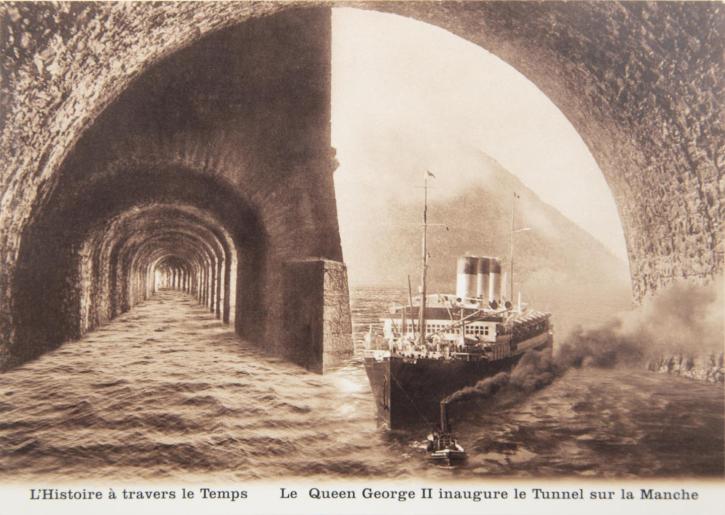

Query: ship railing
[450,351,488,362]
[384,308,505,335]
[363,349,390,360]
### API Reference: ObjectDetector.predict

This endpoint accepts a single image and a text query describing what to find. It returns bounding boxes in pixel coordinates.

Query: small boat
[427,401,466,464]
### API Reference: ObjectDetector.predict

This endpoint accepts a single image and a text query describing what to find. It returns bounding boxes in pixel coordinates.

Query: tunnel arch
[3,6,353,372]
[2,3,721,299]
[80,203,238,329]
[12,174,262,364]
[127,231,222,310]
[363,1,723,298]
[0,2,720,368]
[153,255,196,293]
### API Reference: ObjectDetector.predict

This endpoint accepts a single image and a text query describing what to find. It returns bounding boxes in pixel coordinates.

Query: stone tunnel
[1,6,352,372]
[0,2,722,371]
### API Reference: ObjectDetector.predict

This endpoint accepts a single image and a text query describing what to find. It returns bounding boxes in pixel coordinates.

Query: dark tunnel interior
[6,7,352,372]
[12,166,265,364]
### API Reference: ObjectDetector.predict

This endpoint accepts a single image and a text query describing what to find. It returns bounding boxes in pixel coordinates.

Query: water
[0,288,722,481]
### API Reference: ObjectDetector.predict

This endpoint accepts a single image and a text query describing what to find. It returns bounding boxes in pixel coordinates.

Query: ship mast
[407,275,415,339]
[418,171,432,346]
[509,192,531,308]
[509,192,517,306]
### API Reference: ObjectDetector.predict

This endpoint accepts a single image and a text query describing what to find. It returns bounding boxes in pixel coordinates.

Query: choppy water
[0,288,722,481]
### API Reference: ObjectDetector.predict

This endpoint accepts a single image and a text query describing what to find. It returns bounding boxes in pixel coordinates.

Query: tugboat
[364,173,553,429]
[427,401,466,464]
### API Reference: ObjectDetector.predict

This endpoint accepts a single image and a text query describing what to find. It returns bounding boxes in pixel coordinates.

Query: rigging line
[447,308,488,328]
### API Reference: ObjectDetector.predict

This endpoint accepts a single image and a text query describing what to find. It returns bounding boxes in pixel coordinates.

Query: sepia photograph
[0,1,723,513]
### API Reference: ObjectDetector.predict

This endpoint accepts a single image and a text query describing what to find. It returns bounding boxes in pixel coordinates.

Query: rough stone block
[282,258,352,374]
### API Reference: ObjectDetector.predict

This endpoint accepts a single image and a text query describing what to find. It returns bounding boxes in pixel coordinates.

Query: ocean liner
[363,173,553,429]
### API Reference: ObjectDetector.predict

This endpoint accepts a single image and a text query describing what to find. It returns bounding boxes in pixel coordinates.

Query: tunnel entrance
[5,8,352,373]
[12,169,263,364]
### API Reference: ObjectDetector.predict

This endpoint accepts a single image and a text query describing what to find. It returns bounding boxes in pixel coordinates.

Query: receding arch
[81,203,237,326]
[11,158,269,363]
[3,7,352,372]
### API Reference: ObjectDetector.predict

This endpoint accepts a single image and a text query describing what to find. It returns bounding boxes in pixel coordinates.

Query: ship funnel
[456,256,478,299]
[488,258,502,302]
[476,257,491,299]
[440,401,450,433]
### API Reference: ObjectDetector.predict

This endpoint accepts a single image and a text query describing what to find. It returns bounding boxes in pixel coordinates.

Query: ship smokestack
[476,257,491,299]
[440,401,450,433]
[488,258,502,302]
[456,256,478,300]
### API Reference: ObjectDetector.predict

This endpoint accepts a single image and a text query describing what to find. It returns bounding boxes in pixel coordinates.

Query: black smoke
[443,349,557,405]
[443,278,723,405]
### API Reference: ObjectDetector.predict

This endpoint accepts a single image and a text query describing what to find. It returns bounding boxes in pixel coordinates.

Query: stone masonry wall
[1,2,722,367]
[1,5,351,369]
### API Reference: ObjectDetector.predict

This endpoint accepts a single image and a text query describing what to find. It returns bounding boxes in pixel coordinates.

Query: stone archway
[2,6,352,372]
[1,1,721,369]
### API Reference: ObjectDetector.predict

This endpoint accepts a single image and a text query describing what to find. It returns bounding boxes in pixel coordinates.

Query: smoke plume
[444,278,724,405]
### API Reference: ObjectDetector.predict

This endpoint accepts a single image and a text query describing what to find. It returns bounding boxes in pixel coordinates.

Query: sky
[330,8,629,278]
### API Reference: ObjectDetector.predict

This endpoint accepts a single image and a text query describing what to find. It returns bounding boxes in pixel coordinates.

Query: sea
[0,287,722,481]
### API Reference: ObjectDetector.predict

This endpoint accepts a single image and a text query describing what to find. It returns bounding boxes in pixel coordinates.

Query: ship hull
[364,334,553,429]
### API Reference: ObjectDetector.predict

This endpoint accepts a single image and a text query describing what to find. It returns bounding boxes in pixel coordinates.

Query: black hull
[364,337,553,429]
